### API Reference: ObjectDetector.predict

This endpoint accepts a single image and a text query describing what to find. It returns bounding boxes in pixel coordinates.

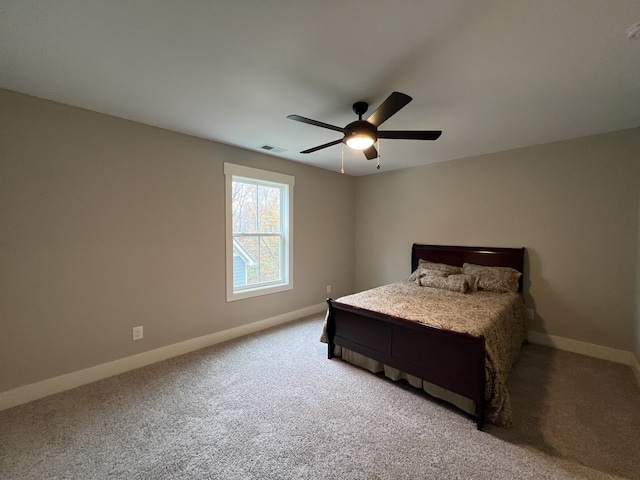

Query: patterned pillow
[417,259,463,275]
[449,273,479,292]
[462,263,521,293]
[408,267,447,283]
[418,272,479,293]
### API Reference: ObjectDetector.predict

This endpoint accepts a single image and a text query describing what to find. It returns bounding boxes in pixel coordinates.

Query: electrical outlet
[326,285,332,294]
[132,326,143,341]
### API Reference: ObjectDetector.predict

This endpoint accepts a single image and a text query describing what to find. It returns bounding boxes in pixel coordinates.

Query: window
[224,163,294,301]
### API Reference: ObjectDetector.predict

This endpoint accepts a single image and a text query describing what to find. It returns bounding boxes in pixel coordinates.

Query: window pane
[232,181,257,233]
[259,235,281,282]
[236,236,258,285]
[234,235,282,286]
[257,185,281,233]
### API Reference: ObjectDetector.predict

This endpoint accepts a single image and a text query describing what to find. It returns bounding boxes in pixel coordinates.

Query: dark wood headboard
[411,244,525,292]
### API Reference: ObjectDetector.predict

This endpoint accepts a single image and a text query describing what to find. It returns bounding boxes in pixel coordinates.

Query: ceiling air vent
[258,144,287,153]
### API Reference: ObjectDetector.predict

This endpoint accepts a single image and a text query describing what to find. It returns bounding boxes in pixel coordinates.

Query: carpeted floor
[1,314,639,479]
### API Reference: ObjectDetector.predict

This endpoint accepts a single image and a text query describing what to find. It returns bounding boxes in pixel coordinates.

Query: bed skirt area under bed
[332,344,477,417]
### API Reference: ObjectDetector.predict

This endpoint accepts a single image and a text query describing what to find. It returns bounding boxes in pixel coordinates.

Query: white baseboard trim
[528,331,640,388]
[528,331,637,369]
[0,303,326,412]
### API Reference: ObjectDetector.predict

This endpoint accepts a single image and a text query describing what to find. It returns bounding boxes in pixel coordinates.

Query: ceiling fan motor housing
[344,120,377,143]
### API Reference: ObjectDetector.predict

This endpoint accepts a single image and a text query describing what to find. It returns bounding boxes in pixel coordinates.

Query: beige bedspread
[324,281,527,427]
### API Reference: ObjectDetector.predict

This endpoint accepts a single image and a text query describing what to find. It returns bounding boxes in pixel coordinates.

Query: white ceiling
[2,1,639,176]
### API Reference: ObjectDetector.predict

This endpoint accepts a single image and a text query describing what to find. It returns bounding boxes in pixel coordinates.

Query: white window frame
[224,163,294,302]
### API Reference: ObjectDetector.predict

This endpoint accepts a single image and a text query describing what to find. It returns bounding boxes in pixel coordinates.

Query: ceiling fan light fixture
[345,134,375,150]
[344,120,377,150]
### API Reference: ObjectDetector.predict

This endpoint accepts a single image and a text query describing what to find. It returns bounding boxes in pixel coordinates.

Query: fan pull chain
[341,144,345,174]
[376,140,381,170]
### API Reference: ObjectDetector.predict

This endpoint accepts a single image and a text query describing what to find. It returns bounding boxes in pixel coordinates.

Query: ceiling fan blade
[287,115,344,133]
[366,92,412,127]
[363,145,378,160]
[378,130,442,140]
[300,138,343,154]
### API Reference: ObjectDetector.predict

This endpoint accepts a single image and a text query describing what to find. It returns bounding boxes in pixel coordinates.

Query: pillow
[462,263,521,293]
[408,267,447,283]
[449,273,479,292]
[418,272,479,293]
[417,259,463,275]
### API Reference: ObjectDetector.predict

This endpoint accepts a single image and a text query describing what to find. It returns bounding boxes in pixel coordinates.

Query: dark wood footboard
[326,298,486,429]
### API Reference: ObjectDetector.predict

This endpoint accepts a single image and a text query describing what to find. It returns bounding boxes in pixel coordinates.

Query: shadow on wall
[522,247,565,339]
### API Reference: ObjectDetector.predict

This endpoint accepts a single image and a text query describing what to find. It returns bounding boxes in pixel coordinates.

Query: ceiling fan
[287,92,442,161]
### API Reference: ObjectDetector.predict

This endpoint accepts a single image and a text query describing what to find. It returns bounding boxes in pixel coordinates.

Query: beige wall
[636,182,640,363]
[354,129,640,351]
[0,89,355,393]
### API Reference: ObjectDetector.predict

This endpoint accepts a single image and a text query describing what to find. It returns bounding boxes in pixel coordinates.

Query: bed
[323,244,527,430]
